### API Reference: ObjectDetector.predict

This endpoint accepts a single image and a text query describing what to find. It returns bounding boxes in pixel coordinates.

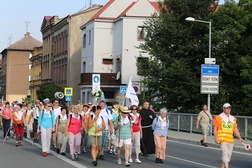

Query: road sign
[201,75,219,84]
[201,64,220,75]
[201,84,219,94]
[64,87,73,96]
[92,74,100,92]
[65,96,72,101]
[120,86,127,94]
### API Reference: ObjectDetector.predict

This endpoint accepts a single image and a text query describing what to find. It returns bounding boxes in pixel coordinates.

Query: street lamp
[185,17,212,112]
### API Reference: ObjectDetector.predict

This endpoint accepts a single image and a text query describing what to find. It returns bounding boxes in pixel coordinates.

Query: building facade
[40,5,103,104]
[0,32,42,102]
[80,0,159,105]
[29,46,43,100]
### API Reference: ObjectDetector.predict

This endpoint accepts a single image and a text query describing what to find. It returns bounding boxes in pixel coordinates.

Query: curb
[168,136,252,153]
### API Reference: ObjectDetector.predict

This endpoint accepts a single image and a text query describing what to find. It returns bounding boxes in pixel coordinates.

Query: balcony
[31,75,42,81]
[80,73,121,86]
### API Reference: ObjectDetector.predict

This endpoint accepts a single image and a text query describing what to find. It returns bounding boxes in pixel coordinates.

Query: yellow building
[29,46,42,100]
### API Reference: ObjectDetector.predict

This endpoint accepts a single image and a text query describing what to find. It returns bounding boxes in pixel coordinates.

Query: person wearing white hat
[213,103,243,168]
[114,107,133,167]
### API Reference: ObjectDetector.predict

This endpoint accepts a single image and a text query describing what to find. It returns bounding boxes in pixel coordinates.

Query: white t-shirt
[100,108,113,130]
[53,106,62,119]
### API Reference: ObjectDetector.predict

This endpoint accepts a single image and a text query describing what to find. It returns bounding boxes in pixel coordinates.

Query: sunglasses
[132,109,137,110]
[88,104,92,105]
[47,106,52,107]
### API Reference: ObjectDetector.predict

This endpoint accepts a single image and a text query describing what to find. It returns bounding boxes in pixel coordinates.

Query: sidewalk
[168,130,251,152]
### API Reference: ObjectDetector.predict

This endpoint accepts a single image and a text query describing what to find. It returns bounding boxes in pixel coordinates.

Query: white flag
[126,76,139,106]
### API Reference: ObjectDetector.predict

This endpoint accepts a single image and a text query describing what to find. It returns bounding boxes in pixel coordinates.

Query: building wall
[6,50,31,102]
[30,46,42,100]
[120,17,148,84]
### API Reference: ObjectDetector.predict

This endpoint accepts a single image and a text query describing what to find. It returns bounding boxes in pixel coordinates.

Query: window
[83,34,86,48]
[89,30,91,45]
[82,62,86,73]
[137,57,148,75]
[104,91,114,99]
[102,59,113,65]
[138,26,147,40]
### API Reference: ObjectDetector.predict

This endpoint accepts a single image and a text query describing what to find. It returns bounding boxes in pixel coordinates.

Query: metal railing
[167,113,252,140]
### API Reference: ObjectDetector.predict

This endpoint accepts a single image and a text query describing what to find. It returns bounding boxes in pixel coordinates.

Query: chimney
[25,32,30,36]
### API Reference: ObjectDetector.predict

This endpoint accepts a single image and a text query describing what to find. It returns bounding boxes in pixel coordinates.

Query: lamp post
[185,17,212,112]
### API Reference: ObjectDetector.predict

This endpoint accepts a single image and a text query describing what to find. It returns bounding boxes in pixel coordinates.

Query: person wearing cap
[196,104,212,147]
[213,103,243,168]
[114,107,133,167]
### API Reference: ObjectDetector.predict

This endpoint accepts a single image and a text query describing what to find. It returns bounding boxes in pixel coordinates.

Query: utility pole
[89,0,92,7]
[8,34,12,46]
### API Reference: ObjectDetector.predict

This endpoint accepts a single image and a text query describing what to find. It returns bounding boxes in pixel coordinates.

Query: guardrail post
[177,115,180,132]
[190,115,193,133]
[245,118,248,140]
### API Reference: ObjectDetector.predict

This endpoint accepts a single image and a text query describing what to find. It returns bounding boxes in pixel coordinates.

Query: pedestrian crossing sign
[64,87,73,96]
[120,86,127,94]
[65,96,72,102]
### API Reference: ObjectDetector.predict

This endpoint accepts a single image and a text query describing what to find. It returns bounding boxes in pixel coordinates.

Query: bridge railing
[165,113,252,140]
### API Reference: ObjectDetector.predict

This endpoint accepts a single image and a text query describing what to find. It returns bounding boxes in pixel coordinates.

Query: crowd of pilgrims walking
[0,99,169,167]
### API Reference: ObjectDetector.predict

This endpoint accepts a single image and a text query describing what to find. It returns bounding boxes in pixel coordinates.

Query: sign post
[92,74,100,92]
[201,64,220,111]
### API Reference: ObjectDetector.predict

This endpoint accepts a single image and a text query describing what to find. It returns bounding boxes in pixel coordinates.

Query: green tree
[36,84,64,102]
[209,0,252,115]
[138,0,218,112]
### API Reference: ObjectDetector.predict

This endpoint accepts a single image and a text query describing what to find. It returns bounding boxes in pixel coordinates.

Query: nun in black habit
[139,101,156,155]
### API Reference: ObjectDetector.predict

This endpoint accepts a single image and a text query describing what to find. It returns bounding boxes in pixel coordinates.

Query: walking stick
[2,128,11,146]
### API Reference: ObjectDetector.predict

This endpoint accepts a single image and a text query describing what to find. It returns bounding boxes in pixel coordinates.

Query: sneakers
[128,158,133,163]
[109,148,113,154]
[113,150,117,155]
[155,158,160,163]
[135,159,141,164]
[125,161,131,167]
[159,159,163,163]
[118,159,122,165]
[74,153,78,160]
[71,155,75,161]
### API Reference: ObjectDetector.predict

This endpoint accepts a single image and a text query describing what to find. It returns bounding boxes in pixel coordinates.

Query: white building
[80,0,160,105]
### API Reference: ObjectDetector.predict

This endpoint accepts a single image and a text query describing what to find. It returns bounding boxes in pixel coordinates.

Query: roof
[87,0,160,23]
[7,32,42,51]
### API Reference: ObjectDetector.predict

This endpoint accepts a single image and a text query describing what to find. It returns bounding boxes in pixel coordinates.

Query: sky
[0,0,232,51]
[0,0,108,51]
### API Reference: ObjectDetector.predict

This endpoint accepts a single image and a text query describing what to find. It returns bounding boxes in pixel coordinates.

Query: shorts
[108,133,116,145]
[101,130,109,147]
[33,119,38,132]
[116,137,131,148]
[201,125,209,135]
[220,142,234,162]
[89,135,102,146]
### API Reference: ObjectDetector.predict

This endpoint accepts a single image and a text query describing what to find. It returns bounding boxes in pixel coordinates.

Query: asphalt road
[1,136,251,168]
